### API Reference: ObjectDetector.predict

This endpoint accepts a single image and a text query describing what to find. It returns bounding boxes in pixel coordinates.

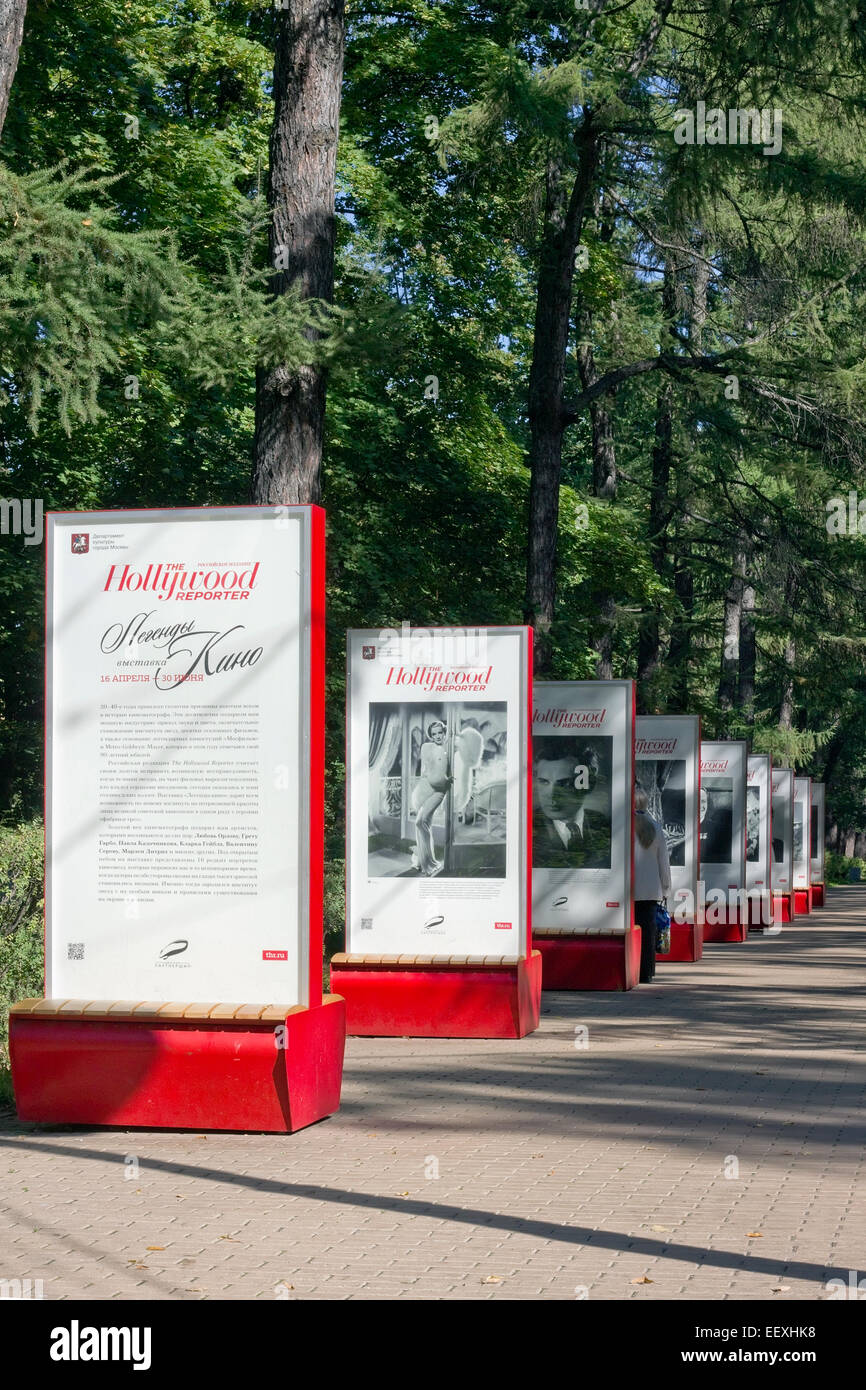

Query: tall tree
[252,0,346,506]
[0,0,26,139]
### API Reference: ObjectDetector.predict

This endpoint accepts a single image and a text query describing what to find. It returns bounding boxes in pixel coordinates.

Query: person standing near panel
[634,787,671,983]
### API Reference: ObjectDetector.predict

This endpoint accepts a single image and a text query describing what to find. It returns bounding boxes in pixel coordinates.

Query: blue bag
[655,900,671,955]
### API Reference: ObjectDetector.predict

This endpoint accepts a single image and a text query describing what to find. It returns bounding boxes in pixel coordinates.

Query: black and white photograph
[746,785,761,863]
[793,808,805,865]
[532,734,612,870]
[700,778,733,864]
[367,700,507,878]
[772,787,793,864]
[635,759,686,867]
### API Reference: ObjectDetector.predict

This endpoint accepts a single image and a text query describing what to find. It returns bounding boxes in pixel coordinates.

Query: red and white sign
[346,626,531,958]
[532,680,634,936]
[698,740,748,896]
[746,754,772,896]
[635,714,700,914]
[810,782,826,885]
[46,506,325,1008]
[771,767,794,892]
[793,776,812,891]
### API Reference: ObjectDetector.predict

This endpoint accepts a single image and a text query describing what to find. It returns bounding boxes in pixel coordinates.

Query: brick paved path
[1,888,864,1301]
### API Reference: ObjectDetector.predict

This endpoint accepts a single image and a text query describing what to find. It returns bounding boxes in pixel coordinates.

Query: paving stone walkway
[1,888,864,1300]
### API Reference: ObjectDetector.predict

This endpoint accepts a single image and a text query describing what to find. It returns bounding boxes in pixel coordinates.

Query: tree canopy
[1,0,866,849]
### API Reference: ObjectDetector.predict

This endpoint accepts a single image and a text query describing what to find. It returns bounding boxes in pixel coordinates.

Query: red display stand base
[329,951,541,1038]
[812,882,825,908]
[794,887,813,915]
[535,931,640,991]
[702,912,748,944]
[656,920,703,963]
[9,995,346,1134]
[772,892,794,923]
[746,893,773,927]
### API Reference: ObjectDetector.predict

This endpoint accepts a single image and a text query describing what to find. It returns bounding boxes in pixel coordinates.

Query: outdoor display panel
[793,776,811,891]
[746,754,772,895]
[346,626,531,958]
[533,681,633,936]
[698,740,747,896]
[635,715,699,916]
[811,782,826,884]
[46,506,320,1009]
[771,768,794,894]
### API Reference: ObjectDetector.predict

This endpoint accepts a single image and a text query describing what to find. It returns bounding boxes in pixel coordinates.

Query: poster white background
[811,782,826,884]
[635,715,699,917]
[533,681,633,935]
[746,754,772,894]
[47,507,311,1006]
[771,768,794,893]
[793,776,811,890]
[699,741,747,894]
[346,627,529,957]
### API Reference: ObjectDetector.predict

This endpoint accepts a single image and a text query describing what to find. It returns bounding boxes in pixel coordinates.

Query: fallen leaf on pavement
[146,1246,165,1251]
[631,1276,653,1284]
[481,1275,504,1284]
[747,1232,763,1238]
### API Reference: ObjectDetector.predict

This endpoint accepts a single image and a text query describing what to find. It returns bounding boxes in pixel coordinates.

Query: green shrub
[323,859,345,991]
[825,852,866,884]
[0,819,44,1067]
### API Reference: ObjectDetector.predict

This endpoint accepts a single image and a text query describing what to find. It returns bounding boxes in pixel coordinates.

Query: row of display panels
[43,507,826,1013]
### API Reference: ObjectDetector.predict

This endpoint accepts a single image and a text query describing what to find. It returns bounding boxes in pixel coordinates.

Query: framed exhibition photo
[793,776,812,892]
[746,754,772,896]
[635,715,700,918]
[46,505,324,1009]
[810,782,826,885]
[532,680,634,935]
[346,626,531,958]
[771,767,794,893]
[699,740,748,897]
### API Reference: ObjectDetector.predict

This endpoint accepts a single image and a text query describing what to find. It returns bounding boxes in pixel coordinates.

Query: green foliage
[0,820,44,1065]
[825,853,865,885]
[0,0,866,868]
[323,859,345,989]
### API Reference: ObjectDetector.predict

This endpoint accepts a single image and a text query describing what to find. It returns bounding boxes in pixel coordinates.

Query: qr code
[360,918,373,931]
[67,942,85,960]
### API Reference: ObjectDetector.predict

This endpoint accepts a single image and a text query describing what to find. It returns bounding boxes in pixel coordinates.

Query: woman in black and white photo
[410,718,452,876]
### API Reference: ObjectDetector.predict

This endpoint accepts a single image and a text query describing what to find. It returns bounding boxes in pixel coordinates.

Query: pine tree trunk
[251,0,346,506]
[668,554,694,709]
[778,569,799,729]
[718,543,747,711]
[637,373,673,707]
[738,582,756,722]
[594,593,616,680]
[637,261,677,707]
[0,0,27,138]
[524,128,599,673]
[778,637,796,729]
[575,296,619,679]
